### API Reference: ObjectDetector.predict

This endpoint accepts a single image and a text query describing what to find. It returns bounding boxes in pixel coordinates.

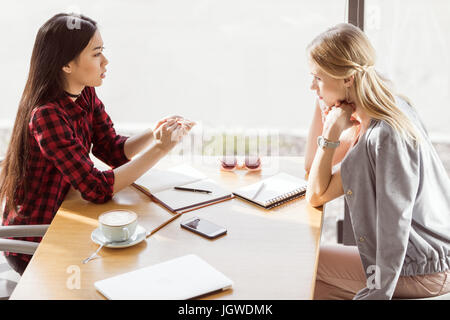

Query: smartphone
[180,217,227,239]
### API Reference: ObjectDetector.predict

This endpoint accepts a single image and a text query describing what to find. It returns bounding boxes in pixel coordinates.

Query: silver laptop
[94,254,233,300]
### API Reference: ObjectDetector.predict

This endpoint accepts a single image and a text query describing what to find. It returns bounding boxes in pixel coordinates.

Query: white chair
[0,225,49,299]
[0,158,50,299]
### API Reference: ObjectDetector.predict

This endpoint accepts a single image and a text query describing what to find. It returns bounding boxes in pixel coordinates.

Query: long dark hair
[0,13,97,213]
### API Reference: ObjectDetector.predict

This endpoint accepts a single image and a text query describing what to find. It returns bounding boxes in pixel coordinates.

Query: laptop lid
[94,254,233,300]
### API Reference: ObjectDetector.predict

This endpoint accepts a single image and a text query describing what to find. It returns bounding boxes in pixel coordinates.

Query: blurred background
[1,0,449,155]
[0,0,449,246]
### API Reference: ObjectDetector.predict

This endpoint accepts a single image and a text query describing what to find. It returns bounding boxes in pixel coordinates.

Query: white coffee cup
[98,209,138,242]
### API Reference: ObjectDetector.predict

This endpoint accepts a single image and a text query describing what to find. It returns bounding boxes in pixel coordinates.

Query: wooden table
[10,156,323,300]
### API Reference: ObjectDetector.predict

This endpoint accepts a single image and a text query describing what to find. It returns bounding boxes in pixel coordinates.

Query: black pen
[174,186,212,194]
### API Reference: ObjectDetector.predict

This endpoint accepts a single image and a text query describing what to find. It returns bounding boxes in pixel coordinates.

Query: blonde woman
[304,23,450,300]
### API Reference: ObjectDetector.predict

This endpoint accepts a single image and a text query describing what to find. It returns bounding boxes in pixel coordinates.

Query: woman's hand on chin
[322,101,358,141]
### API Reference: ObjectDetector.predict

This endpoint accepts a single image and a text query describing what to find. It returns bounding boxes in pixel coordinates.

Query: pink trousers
[314,245,450,300]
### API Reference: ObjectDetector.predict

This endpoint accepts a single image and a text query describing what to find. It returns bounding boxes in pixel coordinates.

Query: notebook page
[152,179,232,211]
[135,164,207,194]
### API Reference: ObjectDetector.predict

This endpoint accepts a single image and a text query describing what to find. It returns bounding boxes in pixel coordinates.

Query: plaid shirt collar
[61,91,89,121]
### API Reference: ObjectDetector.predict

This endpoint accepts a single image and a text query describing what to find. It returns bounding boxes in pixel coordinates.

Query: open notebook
[133,164,233,213]
[233,172,307,209]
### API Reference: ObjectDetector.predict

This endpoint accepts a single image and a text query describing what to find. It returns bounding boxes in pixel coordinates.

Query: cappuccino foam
[99,210,137,226]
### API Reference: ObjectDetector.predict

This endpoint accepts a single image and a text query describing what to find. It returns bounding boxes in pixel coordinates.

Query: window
[365,0,450,138]
[0,0,346,133]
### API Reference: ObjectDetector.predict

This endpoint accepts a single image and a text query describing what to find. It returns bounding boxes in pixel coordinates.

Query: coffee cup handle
[123,228,129,241]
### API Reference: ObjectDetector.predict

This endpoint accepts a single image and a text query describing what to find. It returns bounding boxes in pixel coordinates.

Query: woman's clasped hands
[153,115,196,152]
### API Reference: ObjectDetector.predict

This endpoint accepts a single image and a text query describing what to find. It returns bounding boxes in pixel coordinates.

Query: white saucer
[91,225,148,248]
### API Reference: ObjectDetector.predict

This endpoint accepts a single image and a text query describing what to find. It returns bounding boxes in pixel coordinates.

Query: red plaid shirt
[2,86,129,264]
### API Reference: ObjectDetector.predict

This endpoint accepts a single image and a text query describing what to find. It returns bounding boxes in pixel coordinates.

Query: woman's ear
[62,63,72,74]
[344,75,355,88]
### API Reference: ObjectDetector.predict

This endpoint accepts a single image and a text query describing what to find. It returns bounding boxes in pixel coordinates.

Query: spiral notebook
[233,172,307,209]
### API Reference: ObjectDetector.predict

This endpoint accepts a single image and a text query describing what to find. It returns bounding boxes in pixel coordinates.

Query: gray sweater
[340,97,450,300]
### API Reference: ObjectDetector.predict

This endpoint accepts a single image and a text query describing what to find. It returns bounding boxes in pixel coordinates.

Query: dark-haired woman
[0,13,194,275]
